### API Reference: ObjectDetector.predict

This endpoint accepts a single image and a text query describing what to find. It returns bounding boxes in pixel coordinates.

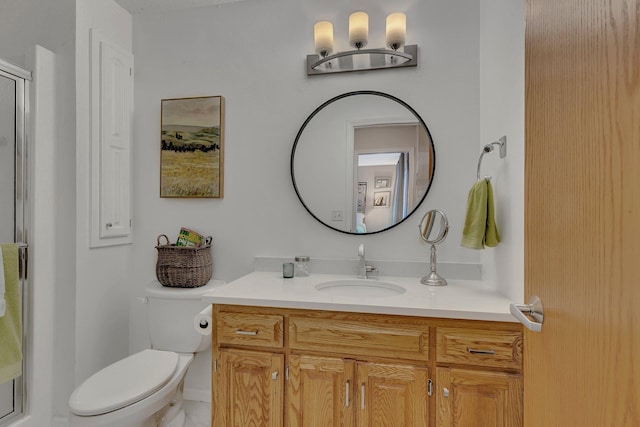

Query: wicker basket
[155,234,213,288]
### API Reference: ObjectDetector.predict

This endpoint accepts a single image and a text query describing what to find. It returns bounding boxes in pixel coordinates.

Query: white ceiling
[113,0,246,15]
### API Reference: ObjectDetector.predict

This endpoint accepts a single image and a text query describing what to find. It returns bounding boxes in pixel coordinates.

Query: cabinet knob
[272,372,278,380]
[106,222,113,229]
[443,388,450,398]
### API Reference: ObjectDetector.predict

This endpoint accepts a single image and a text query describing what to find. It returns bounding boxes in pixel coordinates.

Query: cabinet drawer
[436,327,522,370]
[216,312,284,348]
[289,315,429,362]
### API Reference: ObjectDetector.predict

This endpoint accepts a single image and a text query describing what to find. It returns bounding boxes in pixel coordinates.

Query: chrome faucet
[357,243,378,279]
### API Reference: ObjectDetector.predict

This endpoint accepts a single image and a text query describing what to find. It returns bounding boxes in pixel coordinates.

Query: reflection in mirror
[418,210,449,286]
[291,91,435,234]
[419,209,449,244]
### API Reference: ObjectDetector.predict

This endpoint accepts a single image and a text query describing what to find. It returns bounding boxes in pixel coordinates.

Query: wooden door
[214,349,284,427]
[436,368,522,427]
[525,0,640,425]
[286,354,355,427]
[355,362,428,427]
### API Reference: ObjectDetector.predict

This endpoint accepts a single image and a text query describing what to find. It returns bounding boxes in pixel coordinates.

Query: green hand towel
[485,181,501,247]
[461,180,501,249]
[0,243,22,384]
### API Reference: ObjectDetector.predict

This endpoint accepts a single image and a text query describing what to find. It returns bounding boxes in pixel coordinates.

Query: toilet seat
[69,349,179,416]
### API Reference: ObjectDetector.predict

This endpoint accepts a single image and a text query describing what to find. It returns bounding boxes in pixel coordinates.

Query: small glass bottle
[294,256,310,277]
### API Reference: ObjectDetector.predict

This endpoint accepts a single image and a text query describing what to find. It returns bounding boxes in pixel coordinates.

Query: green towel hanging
[0,243,22,383]
[461,180,500,249]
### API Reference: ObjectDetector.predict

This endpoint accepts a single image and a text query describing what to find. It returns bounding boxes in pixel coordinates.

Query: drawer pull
[235,329,259,336]
[467,347,496,355]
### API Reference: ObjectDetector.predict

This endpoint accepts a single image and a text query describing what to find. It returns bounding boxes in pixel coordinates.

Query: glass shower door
[0,67,25,424]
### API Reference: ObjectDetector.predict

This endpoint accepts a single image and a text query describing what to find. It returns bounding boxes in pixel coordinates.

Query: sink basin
[315,279,406,298]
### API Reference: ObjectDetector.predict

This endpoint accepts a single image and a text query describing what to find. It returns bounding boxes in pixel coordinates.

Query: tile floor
[183,400,210,427]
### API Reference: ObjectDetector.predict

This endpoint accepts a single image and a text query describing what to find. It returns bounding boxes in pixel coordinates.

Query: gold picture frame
[160,95,224,198]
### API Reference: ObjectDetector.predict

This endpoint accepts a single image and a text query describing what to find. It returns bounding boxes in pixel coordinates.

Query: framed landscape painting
[160,96,224,198]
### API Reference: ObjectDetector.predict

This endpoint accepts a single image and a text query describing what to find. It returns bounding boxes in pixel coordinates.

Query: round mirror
[291,91,436,234]
[418,209,449,245]
[418,209,449,287]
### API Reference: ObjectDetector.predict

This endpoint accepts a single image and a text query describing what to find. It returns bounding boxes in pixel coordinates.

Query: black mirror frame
[290,90,436,235]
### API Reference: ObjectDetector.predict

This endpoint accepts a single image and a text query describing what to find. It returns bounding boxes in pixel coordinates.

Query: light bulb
[386,12,406,50]
[314,21,334,57]
[349,11,369,49]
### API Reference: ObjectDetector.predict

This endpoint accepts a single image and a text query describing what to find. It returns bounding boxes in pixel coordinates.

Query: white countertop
[202,272,518,322]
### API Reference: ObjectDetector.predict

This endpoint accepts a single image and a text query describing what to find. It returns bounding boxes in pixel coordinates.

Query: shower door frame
[0,58,30,427]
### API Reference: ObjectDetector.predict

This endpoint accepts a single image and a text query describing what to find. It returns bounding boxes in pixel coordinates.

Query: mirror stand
[418,209,449,286]
[421,244,447,286]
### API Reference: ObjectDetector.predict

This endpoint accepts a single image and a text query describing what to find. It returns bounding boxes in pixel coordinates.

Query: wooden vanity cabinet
[286,354,355,426]
[356,361,429,426]
[286,356,429,427]
[435,325,524,427]
[214,348,284,427]
[436,368,522,427]
[211,305,522,427]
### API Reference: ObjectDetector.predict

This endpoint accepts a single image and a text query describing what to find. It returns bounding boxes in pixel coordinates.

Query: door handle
[510,296,544,332]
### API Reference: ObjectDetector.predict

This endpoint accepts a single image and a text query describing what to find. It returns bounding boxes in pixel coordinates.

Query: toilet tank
[144,280,223,353]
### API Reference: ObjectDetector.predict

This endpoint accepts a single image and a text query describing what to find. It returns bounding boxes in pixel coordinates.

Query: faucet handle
[358,243,365,258]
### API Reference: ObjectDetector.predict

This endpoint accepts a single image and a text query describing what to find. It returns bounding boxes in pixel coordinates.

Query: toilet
[68,280,220,427]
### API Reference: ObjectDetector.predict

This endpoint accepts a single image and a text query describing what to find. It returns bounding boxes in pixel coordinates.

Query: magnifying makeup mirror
[418,209,449,286]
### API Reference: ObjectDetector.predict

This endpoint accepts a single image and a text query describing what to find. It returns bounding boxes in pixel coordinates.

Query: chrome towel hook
[476,136,507,180]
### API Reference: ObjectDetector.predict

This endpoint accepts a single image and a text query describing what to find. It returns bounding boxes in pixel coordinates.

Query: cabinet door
[287,355,355,427]
[213,349,284,427]
[89,29,133,247]
[436,368,522,427]
[356,362,429,427]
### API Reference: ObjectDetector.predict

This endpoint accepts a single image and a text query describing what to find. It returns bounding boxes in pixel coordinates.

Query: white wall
[0,0,525,423]
[0,0,135,424]
[130,0,482,277]
[75,0,133,387]
[0,1,76,425]
[129,0,487,379]
[479,0,525,302]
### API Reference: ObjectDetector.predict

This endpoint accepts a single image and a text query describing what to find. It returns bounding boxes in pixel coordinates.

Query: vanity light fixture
[307,11,418,76]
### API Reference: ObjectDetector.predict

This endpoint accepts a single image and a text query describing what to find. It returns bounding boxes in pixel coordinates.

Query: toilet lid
[69,349,179,416]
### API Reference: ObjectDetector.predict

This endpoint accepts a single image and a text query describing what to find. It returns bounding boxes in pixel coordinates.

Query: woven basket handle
[204,236,213,246]
[157,234,170,246]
